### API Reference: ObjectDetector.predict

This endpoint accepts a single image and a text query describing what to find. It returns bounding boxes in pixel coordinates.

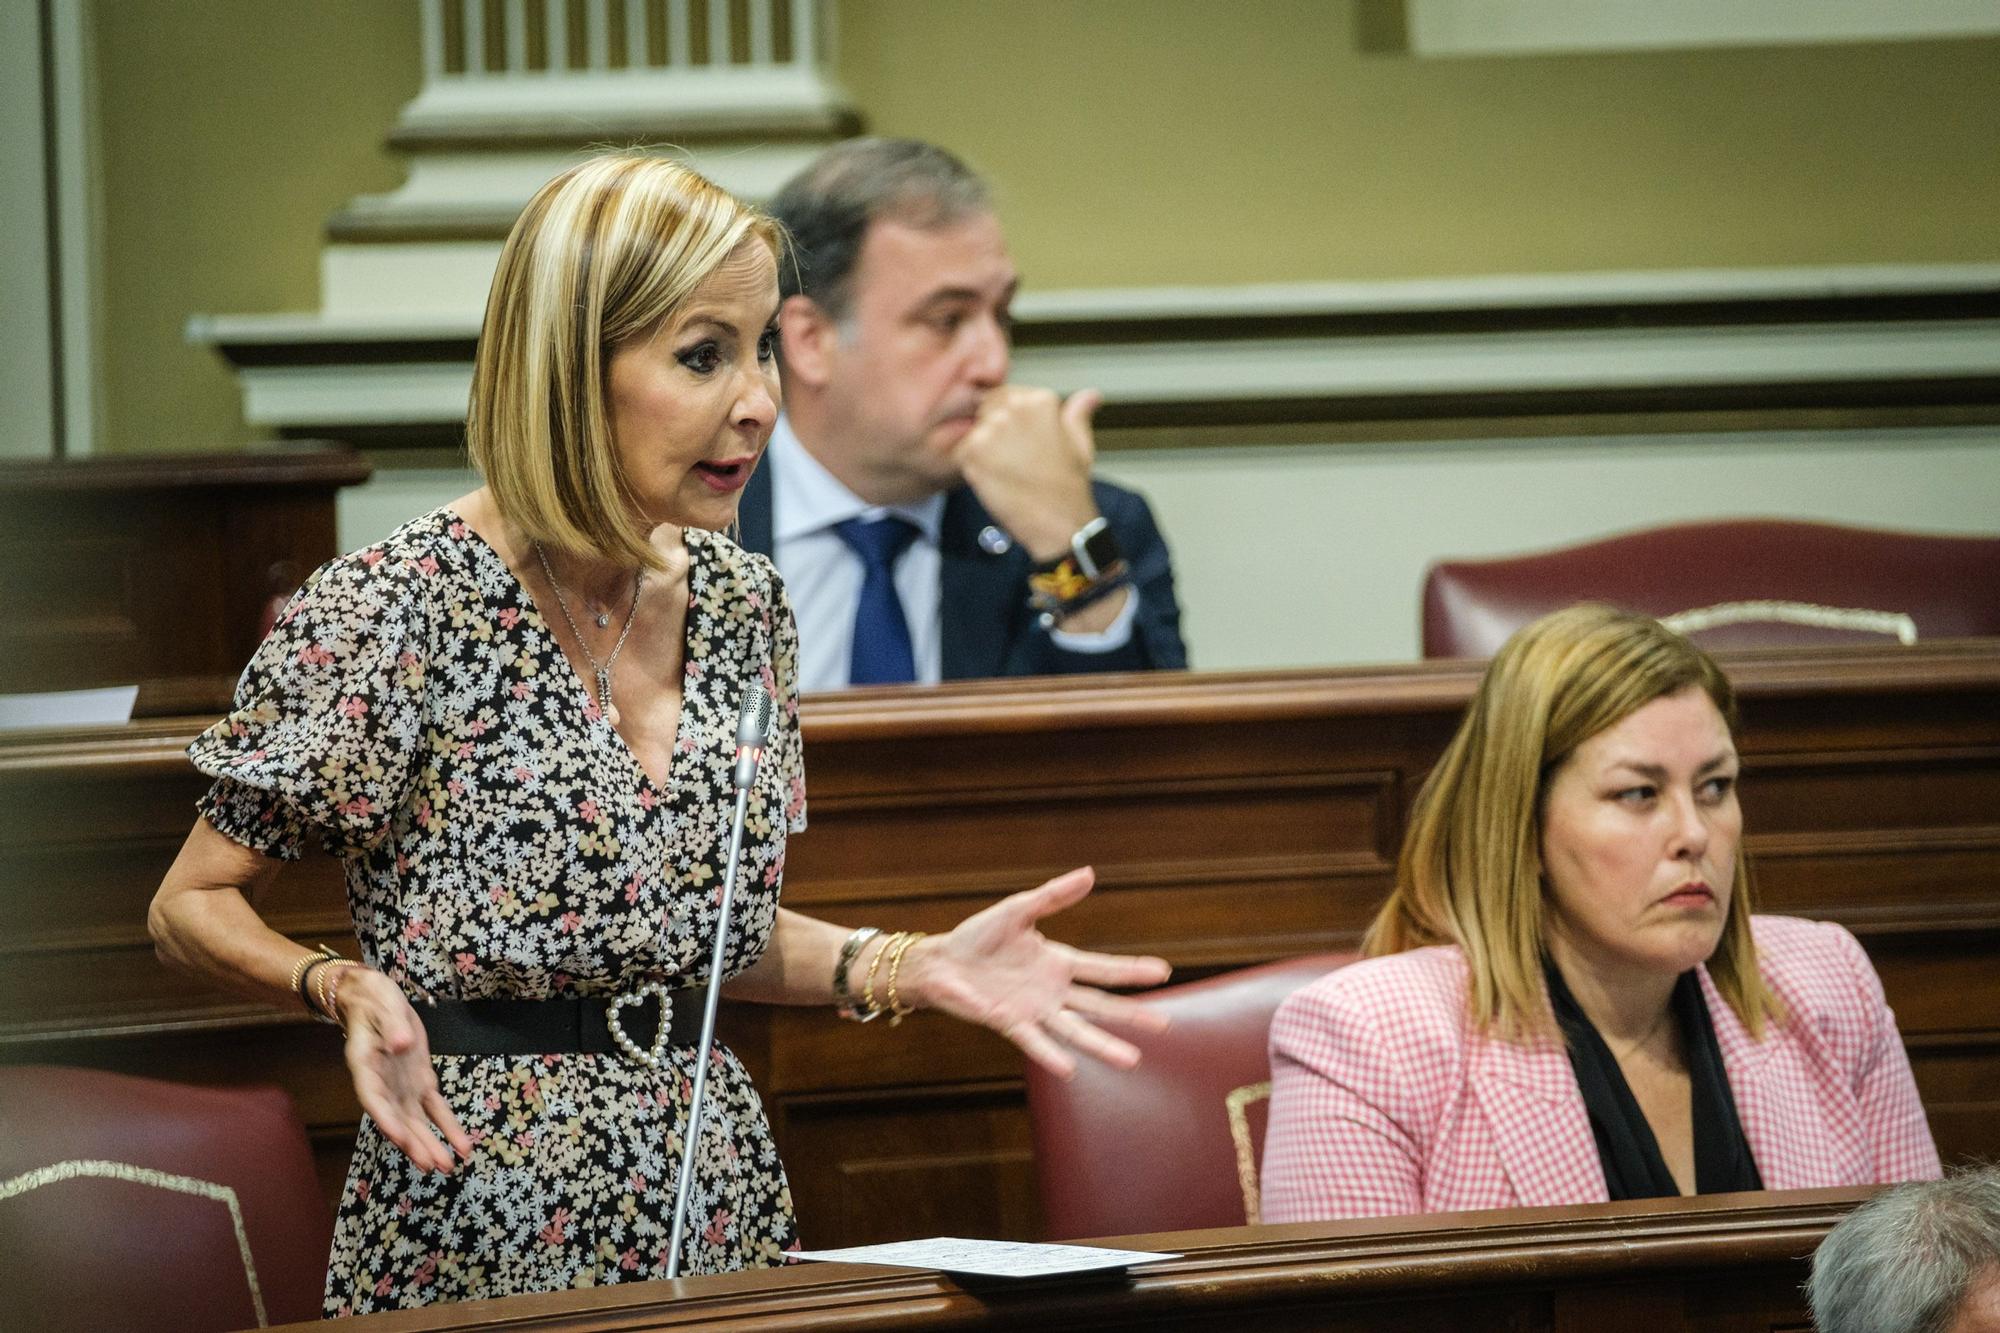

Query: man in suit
[744,137,1186,690]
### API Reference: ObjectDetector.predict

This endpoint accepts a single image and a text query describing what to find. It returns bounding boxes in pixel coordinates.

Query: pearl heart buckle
[607,982,673,1068]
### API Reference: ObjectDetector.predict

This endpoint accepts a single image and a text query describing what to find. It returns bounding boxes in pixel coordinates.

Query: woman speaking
[148,154,1168,1314]
[1260,604,1940,1221]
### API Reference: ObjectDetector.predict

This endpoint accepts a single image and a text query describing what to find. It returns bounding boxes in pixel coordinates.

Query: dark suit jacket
[736,453,1187,680]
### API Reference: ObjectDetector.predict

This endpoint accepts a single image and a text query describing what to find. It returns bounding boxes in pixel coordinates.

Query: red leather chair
[0,1065,333,1331]
[1422,518,2000,659]
[1024,953,1353,1240]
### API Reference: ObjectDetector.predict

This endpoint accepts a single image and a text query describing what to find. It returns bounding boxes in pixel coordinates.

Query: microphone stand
[666,683,772,1279]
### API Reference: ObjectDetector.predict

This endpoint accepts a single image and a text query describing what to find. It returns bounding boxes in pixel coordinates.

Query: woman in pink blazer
[1261,605,1941,1223]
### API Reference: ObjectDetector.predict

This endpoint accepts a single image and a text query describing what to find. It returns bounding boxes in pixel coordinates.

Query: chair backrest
[1024,953,1354,1240]
[0,1064,333,1331]
[1421,518,2000,659]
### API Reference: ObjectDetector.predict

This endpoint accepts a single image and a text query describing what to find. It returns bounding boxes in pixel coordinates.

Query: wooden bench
[2,645,1995,1243]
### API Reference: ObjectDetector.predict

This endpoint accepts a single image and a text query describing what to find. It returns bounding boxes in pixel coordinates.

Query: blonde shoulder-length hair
[1363,603,1782,1041]
[468,152,782,570]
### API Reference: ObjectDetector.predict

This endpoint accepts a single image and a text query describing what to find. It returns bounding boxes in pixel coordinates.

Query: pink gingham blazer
[1259,915,1941,1222]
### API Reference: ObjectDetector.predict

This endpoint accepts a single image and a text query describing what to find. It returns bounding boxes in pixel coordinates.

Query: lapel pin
[977,526,1013,555]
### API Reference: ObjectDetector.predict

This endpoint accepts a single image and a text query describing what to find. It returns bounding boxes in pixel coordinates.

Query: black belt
[420,988,702,1059]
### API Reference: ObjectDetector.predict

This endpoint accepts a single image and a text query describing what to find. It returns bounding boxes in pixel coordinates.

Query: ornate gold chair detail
[1023,953,1353,1239]
[0,1064,333,1331]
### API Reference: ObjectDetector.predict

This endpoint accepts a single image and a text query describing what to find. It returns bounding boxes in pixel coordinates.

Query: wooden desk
[260,1188,1869,1331]
[0,446,370,709]
[1,645,1995,1241]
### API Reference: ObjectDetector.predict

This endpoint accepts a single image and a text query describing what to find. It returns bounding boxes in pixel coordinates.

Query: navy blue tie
[833,516,920,685]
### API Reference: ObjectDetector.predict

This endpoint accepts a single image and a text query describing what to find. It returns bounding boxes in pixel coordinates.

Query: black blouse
[1544,960,1764,1200]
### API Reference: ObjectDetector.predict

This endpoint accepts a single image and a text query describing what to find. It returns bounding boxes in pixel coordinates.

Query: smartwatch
[1065,516,1124,580]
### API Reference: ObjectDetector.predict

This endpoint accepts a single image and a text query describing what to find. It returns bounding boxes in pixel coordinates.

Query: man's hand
[954,386,1105,563]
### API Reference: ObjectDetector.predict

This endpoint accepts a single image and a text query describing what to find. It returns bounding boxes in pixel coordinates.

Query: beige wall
[333,427,2000,670]
[90,0,417,455]
[2,0,56,458]
[841,0,2000,286]
[1101,427,2000,667]
[83,1,2000,455]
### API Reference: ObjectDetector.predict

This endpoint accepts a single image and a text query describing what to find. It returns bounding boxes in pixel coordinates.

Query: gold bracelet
[318,960,360,1031]
[861,931,903,1020]
[306,956,353,1026]
[285,950,319,999]
[292,944,339,1015]
[884,931,926,1027]
[312,960,336,1026]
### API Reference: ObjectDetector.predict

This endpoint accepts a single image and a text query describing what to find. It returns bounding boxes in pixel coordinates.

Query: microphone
[667,679,774,1279]
[731,682,774,791]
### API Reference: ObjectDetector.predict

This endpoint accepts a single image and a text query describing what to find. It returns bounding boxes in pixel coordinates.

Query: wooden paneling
[772,1081,1040,1249]
[0,446,370,703]
[253,1187,1870,1332]
[1,643,1995,1250]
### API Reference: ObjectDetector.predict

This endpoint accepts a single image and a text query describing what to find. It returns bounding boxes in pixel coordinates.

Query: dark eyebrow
[913,276,1018,315]
[676,302,783,338]
[675,314,732,338]
[1607,761,1669,783]
[912,286,988,312]
[1605,752,1737,782]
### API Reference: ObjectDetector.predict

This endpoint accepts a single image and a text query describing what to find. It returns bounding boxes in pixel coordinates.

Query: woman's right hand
[335,968,474,1174]
[148,821,473,1174]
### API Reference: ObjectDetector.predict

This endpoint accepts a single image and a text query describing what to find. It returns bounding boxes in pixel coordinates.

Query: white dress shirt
[768,418,1136,692]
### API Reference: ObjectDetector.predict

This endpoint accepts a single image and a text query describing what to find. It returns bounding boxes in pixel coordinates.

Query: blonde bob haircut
[468,152,781,571]
[1363,603,1781,1041]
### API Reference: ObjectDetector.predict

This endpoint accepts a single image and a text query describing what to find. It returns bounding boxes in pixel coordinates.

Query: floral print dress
[187,508,808,1315]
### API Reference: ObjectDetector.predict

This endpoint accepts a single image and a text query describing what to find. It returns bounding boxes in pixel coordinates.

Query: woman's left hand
[900,866,1171,1078]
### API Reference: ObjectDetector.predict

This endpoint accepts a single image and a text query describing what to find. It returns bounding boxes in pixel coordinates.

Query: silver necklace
[534,542,643,725]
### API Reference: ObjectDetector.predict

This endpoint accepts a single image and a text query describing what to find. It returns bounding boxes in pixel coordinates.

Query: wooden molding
[190,267,2000,444]
[0,444,370,491]
[252,1187,1869,1330]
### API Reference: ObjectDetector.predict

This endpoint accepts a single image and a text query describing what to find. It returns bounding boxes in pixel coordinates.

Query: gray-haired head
[766,137,991,319]
[1808,1167,2000,1333]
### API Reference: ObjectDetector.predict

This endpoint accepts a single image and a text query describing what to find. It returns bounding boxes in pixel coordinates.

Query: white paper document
[0,685,140,732]
[790,1236,1179,1278]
